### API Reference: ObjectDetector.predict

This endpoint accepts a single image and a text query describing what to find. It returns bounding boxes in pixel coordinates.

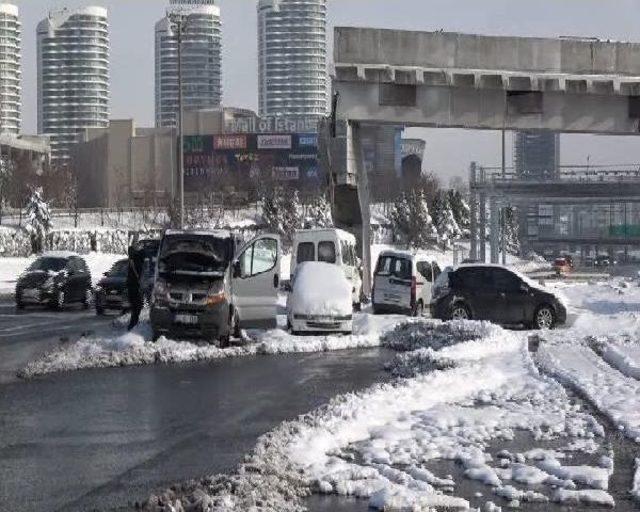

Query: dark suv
[15,253,92,310]
[431,264,567,329]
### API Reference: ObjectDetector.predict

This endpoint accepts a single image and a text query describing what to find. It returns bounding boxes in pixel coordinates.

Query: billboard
[183,133,320,193]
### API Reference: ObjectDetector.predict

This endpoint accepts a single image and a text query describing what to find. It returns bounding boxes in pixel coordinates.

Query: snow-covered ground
[138,276,640,511]
[0,251,125,296]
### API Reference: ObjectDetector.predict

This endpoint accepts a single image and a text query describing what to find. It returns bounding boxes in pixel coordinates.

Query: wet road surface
[0,331,392,512]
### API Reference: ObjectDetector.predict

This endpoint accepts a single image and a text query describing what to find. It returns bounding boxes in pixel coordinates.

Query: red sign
[214,135,247,150]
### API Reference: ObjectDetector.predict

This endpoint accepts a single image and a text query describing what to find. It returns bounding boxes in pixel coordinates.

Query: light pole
[169,12,187,229]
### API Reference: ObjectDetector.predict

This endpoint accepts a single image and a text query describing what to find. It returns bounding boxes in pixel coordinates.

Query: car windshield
[107,260,129,277]
[27,257,67,273]
[158,235,233,275]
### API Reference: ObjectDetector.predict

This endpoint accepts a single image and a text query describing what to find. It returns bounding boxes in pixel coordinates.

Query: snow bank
[20,312,402,378]
[633,458,640,502]
[601,341,640,381]
[538,343,640,441]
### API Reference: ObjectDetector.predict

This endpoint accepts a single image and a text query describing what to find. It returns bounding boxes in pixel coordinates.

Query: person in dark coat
[126,244,145,331]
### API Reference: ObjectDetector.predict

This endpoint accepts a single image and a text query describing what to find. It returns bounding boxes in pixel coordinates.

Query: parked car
[95,259,129,315]
[594,255,612,267]
[15,252,92,310]
[430,264,567,329]
[287,261,353,334]
[372,250,441,316]
[290,229,362,310]
[150,230,280,345]
[553,257,573,276]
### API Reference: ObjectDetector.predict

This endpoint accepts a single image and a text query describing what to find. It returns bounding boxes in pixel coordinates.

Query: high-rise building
[0,3,21,135]
[37,6,109,165]
[258,0,327,120]
[155,1,222,128]
[514,131,560,180]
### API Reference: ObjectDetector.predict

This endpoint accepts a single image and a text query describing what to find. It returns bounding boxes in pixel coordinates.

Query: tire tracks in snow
[530,335,640,508]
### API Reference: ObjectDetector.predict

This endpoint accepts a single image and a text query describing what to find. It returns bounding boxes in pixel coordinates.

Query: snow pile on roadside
[19,313,403,378]
[600,339,640,380]
[538,342,640,442]
[141,319,609,512]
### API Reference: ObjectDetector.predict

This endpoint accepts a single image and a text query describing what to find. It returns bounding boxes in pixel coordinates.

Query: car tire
[353,302,362,312]
[450,302,471,321]
[534,304,556,330]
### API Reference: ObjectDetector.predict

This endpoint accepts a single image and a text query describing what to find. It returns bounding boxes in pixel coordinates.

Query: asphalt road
[0,302,392,512]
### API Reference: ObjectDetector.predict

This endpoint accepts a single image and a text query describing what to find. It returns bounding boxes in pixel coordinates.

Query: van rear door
[232,235,281,329]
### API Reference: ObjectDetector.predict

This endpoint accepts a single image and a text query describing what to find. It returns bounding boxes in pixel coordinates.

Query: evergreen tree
[261,188,304,246]
[25,187,52,254]
[390,190,438,249]
[502,206,520,255]
[304,194,333,229]
[433,191,462,249]
[447,189,471,235]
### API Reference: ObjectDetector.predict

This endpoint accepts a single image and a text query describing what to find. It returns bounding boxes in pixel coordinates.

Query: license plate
[23,288,39,299]
[175,314,199,325]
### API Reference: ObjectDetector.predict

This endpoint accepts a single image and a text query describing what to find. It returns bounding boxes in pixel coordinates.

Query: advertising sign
[257,134,292,150]
[183,133,320,193]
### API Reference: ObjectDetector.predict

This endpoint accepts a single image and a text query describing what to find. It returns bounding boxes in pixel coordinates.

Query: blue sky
[10,0,640,182]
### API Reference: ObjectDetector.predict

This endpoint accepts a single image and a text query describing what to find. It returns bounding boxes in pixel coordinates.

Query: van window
[297,242,315,264]
[417,261,433,282]
[393,258,412,280]
[375,256,393,275]
[340,240,355,266]
[318,241,336,263]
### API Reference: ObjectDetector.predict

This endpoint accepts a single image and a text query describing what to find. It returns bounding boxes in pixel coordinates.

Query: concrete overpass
[328,27,640,293]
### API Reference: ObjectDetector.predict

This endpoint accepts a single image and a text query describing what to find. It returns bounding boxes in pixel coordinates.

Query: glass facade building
[0,3,21,135]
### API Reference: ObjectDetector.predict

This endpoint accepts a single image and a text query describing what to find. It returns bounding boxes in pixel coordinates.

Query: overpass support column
[489,196,500,264]
[469,162,478,261]
[349,121,372,298]
[479,192,487,263]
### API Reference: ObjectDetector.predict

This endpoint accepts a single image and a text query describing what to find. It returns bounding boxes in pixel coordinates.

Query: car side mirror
[232,261,241,279]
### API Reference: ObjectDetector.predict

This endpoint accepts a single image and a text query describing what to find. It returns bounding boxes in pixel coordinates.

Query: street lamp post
[170,12,187,229]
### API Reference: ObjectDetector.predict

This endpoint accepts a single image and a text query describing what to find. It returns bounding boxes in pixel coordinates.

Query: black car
[95,257,156,315]
[15,253,92,310]
[95,259,129,315]
[431,264,567,329]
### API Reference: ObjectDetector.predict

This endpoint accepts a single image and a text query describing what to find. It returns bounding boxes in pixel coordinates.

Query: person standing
[126,245,144,331]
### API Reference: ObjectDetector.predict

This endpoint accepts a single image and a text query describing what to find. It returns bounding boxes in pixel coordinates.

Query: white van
[290,229,363,309]
[372,250,441,316]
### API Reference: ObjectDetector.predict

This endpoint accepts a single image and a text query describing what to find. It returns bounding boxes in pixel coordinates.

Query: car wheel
[353,302,362,312]
[450,303,470,321]
[534,305,555,330]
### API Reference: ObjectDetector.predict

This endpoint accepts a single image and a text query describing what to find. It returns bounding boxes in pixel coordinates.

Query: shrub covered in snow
[389,190,439,249]
[24,187,52,253]
[0,226,31,256]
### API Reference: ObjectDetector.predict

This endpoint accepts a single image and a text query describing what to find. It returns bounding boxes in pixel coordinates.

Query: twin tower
[0,0,327,165]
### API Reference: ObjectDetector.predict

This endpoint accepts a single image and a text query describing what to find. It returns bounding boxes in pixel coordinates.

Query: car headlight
[206,281,225,306]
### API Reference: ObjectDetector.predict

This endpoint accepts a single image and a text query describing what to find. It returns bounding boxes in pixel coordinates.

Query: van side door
[416,261,434,304]
[231,235,281,329]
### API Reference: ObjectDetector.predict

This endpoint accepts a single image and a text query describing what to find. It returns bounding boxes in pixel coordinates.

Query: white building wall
[0,3,21,135]
[257,0,327,119]
[155,3,222,128]
[37,6,109,165]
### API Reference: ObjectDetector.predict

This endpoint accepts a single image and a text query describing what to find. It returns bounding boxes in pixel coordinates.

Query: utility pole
[169,12,187,229]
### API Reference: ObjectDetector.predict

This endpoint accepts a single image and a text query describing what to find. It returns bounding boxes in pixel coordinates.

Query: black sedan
[431,264,567,330]
[15,253,92,310]
[95,259,129,315]
[95,258,155,315]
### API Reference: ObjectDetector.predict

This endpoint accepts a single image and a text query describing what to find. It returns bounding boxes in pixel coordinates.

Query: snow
[287,262,352,317]
[633,458,640,502]
[140,278,640,512]
[19,312,403,378]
